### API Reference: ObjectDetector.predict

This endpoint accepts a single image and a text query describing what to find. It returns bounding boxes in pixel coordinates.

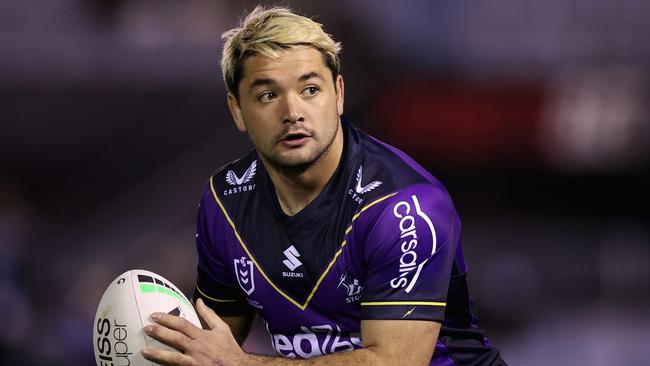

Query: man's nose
[281,93,304,123]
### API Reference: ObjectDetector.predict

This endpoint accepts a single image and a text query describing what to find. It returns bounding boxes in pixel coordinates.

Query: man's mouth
[283,132,309,140]
[280,131,311,147]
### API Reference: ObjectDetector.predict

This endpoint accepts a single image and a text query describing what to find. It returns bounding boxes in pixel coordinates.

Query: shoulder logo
[349,165,382,204]
[226,160,257,186]
[390,194,437,293]
[234,256,255,295]
[282,245,304,278]
[355,165,382,194]
[223,160,257,196]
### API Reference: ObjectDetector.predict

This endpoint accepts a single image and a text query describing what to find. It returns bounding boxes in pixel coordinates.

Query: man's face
[227,47,344,170]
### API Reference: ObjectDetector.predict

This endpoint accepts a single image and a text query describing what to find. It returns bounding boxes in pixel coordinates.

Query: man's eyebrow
[249,78,275,88]
[298,72,323,82]
[248,72,323,89]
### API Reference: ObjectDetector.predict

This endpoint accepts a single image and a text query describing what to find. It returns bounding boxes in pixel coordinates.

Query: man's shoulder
[348,125,448,204]
[346,125,457,232]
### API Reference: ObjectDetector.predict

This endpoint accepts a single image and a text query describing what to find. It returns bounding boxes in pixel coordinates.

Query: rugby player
[142,6,507,366]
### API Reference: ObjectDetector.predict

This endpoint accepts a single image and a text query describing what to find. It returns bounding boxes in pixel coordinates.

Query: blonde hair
[221,6,342,98]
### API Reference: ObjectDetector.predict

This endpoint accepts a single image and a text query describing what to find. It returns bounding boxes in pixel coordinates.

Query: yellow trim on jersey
[210,176,304,309]
[209,175,397,311]
[360,301,446,307]
[195,284,237,303]
[303,240,347,306]
[345,193,396,235]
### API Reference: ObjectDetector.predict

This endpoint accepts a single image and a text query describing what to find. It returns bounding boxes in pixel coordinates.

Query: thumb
[195,297,224,330]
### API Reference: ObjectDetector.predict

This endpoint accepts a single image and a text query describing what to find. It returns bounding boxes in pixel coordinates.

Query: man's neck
[263,125,344,217]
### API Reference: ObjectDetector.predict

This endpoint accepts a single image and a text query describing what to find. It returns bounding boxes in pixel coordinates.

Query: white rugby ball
[93,269,202,366]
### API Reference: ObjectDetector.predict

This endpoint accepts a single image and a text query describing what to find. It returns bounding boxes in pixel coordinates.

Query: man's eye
[302,86,319,96]
[259,92,276,102]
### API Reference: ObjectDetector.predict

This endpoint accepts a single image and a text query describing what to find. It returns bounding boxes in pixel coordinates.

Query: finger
[144,324,193,352]
[142,345,194,366]
[195,298,224,330]
[151,312,201,339]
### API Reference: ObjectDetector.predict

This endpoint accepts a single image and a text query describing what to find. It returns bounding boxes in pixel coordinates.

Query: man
[142,6,507,366]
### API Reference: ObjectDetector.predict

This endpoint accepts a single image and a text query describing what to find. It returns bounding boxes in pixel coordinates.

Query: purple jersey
[194,120,506,365]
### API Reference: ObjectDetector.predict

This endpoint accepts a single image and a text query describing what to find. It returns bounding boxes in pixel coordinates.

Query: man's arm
[142,298,440,366]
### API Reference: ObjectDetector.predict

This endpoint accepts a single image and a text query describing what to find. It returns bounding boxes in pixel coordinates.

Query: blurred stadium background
[1,0,648,364]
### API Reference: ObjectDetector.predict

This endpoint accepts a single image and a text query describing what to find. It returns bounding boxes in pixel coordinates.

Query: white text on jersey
[271,324,363,359]
[390,195,437,292]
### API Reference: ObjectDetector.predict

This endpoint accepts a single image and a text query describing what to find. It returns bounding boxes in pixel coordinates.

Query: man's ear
[335,74,345,116]
[227,93,247,133]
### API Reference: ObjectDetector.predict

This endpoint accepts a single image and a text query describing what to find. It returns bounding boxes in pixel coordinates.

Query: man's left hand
[142,298,246,366]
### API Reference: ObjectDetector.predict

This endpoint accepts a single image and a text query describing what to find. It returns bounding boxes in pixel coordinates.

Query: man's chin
[269,151,319,172]
[277,157,316,172]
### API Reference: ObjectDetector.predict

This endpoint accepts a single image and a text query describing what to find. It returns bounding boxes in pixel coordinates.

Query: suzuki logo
[282,245,302,271]
[226,160,257,186]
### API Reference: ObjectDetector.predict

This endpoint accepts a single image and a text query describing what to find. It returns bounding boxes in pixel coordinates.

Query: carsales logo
[390,195,437,293]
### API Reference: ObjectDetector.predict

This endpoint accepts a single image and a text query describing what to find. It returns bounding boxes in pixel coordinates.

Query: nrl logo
[348,165,382,204]
[223,160,257,196]
[234,256,255,295]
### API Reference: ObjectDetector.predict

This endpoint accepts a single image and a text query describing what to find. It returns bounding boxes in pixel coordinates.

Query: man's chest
[222,209,365,309]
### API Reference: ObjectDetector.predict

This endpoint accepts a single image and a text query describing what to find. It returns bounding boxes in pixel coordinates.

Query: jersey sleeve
[193,180,251,316]
[359,183,460,322]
